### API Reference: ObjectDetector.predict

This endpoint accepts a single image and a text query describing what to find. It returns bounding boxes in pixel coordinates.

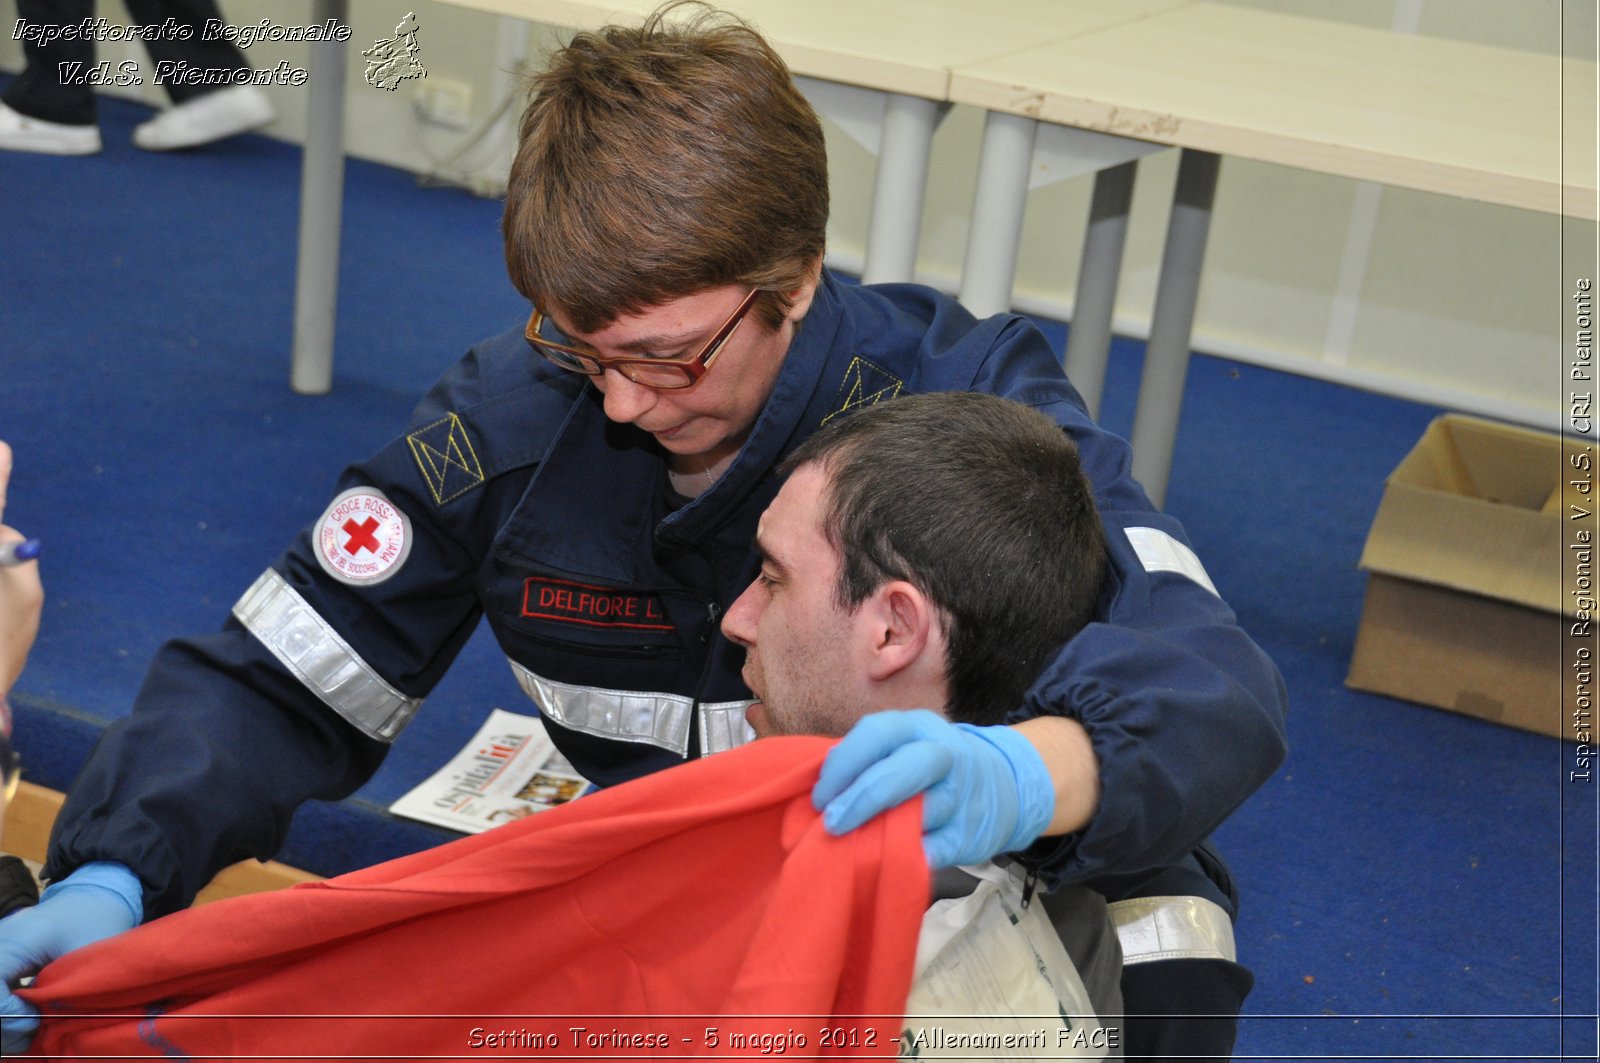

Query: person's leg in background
[0,0,274,155]
[0,0,104,154]
[124,0,274,150]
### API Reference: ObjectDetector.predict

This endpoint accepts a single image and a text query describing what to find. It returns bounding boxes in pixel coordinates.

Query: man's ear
[860,579,941,683]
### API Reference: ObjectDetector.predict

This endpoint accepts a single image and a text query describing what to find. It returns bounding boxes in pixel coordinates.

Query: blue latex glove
[0,861,142,1055]
[812,709,1055,868]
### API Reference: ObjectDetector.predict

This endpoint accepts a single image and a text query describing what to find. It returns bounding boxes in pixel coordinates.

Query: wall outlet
[415,79,473,130]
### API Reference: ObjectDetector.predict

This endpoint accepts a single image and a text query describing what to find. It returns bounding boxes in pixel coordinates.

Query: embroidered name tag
[522,577,673,631]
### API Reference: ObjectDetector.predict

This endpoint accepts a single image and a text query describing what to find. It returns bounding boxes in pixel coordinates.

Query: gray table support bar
[290,0,351,396]
[1129,149,1220,509]
[957,110,1038,318]
[1063,159,1137,421]
[860,94,946,285]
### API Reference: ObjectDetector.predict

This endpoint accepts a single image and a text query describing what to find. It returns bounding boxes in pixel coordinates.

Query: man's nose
[721,582,759,648]
[598,368,657,424]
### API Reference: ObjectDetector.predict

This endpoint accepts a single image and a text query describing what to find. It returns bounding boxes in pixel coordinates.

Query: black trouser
[1120,957,1255,1061]
[0,856,40,918]
[1093,841,1254,1062]
[4,0,248,125]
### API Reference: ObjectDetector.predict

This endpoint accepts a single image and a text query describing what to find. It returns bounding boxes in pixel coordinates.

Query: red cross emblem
[315,489,412,586]
[342,516,382,555]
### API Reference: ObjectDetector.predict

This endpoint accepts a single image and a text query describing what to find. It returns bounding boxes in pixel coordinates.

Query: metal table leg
[958,110,1038,317]
[289,0,350,396]
[1130,149,1220,508]
[1063,159,1137,420]
[860,94,945,285]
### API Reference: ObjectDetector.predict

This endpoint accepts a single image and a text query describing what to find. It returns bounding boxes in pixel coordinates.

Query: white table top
[946,2,1594,218]
[715,0,1190,99]
[439,0,1191,99]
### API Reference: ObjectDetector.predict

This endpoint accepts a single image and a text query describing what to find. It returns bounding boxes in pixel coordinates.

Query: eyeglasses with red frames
[524,288,765,391]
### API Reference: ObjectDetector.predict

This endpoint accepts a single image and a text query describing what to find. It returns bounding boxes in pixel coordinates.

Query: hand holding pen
[0,540,40,568]
[0,440,44,694]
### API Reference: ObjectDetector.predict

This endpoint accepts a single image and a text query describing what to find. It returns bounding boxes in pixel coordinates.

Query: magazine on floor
[388,708,592,833]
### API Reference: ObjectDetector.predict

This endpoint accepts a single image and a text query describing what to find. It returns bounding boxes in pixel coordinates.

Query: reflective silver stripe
[1124,526,1220,597]
[508,660,692,756]
[506,660,756,758]
[1108,895,1237,966]
[232,569,422,742]
[699,701,757,756]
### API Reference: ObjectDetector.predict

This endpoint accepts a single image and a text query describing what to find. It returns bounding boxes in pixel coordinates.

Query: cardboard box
[1347,414,1584,738]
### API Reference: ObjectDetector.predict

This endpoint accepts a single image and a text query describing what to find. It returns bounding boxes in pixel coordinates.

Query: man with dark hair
[728,390,1107,738]
[723,391,1122,1051]
[2,5,1284,1059]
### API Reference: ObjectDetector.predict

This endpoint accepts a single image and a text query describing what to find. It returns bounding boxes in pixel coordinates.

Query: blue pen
[0,539,41,567]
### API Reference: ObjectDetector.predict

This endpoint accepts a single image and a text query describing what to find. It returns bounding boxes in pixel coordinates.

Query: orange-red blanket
[23,736,926,1060]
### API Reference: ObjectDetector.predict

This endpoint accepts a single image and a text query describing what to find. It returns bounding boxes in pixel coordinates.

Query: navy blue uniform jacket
[49,272,1289,917]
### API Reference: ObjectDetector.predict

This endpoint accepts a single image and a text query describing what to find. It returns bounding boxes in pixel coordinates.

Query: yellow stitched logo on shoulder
[407,412,485,505]
[821,357,904,427]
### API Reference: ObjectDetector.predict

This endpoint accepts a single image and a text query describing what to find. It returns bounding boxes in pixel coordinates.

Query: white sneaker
[133,85,275,151]
[0,101,101,155]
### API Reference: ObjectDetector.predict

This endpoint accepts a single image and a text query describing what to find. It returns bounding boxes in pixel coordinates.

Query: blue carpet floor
[1,90,1593,1060]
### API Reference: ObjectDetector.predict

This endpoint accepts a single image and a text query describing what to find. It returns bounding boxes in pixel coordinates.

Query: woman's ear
[781,253,825,323]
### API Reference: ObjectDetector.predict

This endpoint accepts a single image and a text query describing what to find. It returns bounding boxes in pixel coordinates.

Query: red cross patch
[314,488,413,586]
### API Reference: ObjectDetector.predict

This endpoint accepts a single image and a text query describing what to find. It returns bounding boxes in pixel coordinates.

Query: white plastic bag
[900,863,1112,1059]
